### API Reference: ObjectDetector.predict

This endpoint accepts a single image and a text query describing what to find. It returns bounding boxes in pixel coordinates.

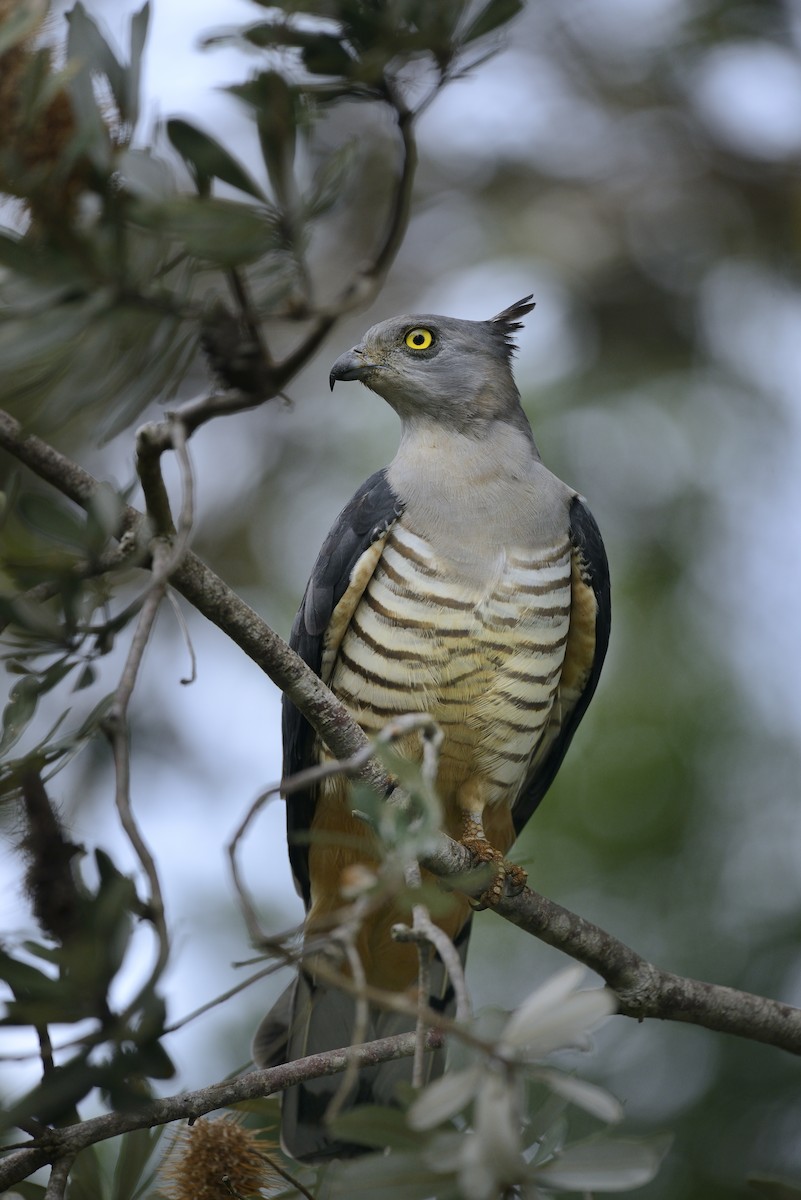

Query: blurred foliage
[1,0,801,1197]
[330,969,668,1199]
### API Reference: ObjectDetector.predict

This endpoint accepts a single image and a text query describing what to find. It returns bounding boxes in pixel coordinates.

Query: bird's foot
[460,813,528,908]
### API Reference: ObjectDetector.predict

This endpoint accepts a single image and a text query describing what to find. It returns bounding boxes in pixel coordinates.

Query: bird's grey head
[329,296,535,433]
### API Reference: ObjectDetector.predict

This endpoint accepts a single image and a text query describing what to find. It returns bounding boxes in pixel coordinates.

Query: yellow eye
[404,327,433,351]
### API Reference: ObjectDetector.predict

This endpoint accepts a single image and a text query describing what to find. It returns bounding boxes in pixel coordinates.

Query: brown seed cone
[0,2,87,219]
[160,1114,282,1200]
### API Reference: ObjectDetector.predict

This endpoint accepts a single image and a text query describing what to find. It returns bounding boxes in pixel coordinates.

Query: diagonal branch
[2,408,801,1060]
[0,1030,444,1192]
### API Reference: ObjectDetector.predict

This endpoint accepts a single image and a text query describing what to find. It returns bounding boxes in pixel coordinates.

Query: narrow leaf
[749,1179,801,1200]
[167,118,267,202]
[334,1151,450,1200]
[503,967,615,1054]
[112,1125,165,1200]
[125,1,150,129]
[510,990,616,1059]
[131,195,277,266]
[302,34,353,76]
[408,1066,482,1130]
[17,491,86,548]
[8,1182,47,1200]
[74,664,96,691]
[66,3,127,121]
[0,675,41,755]
[534,1134,671,1191]
[460,0,524,43]
[535,1069,624,1125]
[305,141,356,219]
[329,1105,424,1152]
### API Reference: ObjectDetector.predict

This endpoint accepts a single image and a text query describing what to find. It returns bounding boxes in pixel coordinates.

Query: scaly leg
[459,809,528,908]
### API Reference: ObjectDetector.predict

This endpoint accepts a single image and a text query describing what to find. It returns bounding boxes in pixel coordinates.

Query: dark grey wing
[283,467,404,906]
[513,495,611,835]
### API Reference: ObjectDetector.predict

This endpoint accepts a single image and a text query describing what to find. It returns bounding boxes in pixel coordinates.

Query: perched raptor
[253,297,610,1161]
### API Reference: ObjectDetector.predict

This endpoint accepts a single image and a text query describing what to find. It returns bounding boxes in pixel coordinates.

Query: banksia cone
[160,1114,281,1200]
[0,0,92,221]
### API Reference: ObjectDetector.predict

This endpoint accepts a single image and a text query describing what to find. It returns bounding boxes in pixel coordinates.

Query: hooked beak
[329,346,376,390]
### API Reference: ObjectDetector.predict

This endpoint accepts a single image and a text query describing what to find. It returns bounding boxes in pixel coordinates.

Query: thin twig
[227,712,441,945]
[164,965,289,1036]
[395,899,472,1026]
[260,1152,317,1200]
[324,934,370,1125]
[37,1027,54,1077]
[103,544,171,999]
[412,916,432,1088]
[101,422,195,1020]
[227,267,273,369]
[166,588,197,685]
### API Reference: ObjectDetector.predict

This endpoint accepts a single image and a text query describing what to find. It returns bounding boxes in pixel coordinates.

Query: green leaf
[115,146,174,203]
[129,1040,175,1081]
[0,1053,98,1136]
[749,1178,801,1200]
[0,595,63,640]
[64,7,115,170]
[17,491,87,549]
[330,1105,424,1152]
[9,1182,48,1200]
[111,1126,166,1200]
[407,1067,482,1130]
[74,664,96,690]
[534,1068,623,1125]
[0,231,50,276]
[534,1133,671,1191]
[230,72,297,209]
[66,2,127,119]
[37,657,76,695]
[125,2,150,130]
[302,34,353,76]
[0,945,59,1000]
[460,0,524,43]
[333,1150,456,1200]
[167,118,267,202]
[130,195,278,266]
[305,141,356,219]
[85,483,125,552]
[0,674,42,755]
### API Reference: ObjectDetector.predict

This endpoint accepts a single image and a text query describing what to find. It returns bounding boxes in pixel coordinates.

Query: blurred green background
[2,0,801,1195]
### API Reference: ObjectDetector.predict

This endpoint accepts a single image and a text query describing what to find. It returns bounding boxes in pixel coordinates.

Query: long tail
[252,921,471,1162]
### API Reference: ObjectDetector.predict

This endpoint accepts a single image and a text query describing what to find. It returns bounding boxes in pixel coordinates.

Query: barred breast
[328,519,572,817]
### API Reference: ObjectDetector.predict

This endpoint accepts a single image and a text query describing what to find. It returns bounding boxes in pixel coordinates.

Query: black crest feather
[489,294,536,354]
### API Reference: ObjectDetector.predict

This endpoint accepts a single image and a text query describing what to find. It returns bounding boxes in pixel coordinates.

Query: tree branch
[2,409,801,1062]
[43,1152,74,1200]
[0,1030,443,1192]
[417,834,801,1054]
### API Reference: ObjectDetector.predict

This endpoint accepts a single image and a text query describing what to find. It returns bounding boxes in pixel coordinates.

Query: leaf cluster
[0,480,139,792]
[206,0,524,92]
[329,969,669,1198]
[1,844,173,1137]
